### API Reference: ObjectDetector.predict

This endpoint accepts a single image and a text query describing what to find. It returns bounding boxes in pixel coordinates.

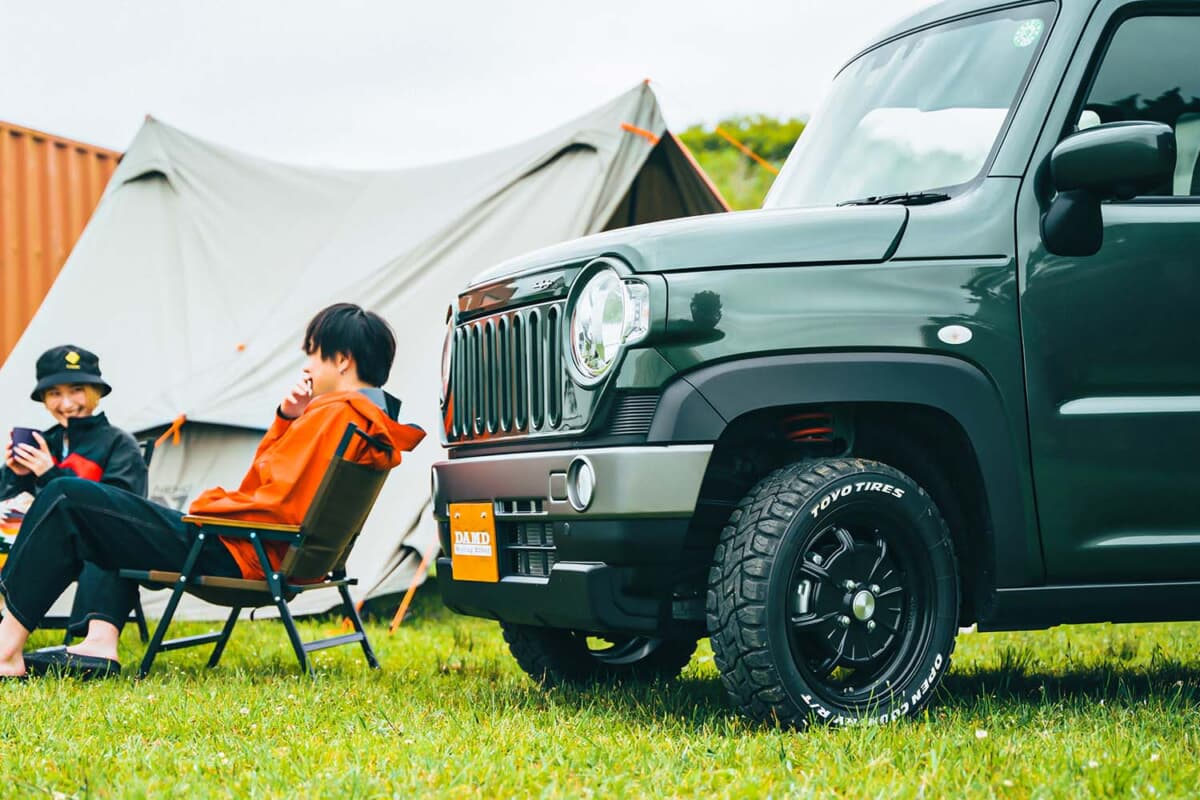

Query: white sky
[1,0,937,168]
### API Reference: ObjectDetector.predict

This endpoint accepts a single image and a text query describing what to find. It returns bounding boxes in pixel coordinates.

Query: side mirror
[1041,121,1176,257]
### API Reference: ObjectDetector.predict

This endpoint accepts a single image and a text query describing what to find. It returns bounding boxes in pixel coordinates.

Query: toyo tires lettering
[810,481,906,518]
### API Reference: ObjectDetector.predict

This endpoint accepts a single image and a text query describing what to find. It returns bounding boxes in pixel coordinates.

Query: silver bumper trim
[432,445,713,519]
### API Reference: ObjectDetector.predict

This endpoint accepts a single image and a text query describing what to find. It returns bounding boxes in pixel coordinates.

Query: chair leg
[274,598,310,674]
[207,606,241,668]
[132,593,150,643]
[339,584,379,669]
[138,577,188,678]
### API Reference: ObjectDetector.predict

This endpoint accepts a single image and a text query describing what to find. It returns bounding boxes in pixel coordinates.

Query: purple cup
[10,427,40,450]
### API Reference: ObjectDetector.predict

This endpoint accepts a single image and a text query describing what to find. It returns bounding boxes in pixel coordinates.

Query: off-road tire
[707,458,959,728]
[501,623,698,687]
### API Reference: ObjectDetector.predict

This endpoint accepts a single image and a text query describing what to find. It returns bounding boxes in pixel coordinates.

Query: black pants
[0,478,240,633]
[67,563,140,637]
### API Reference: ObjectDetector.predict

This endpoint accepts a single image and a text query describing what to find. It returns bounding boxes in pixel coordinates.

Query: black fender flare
[647,352,1037,587]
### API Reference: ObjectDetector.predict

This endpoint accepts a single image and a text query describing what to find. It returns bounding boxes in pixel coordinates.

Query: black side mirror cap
[1051,121,1176,197]
[1041,121,1176,257]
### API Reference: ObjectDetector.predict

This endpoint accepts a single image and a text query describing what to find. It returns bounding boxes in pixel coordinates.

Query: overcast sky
[2,0,937,168]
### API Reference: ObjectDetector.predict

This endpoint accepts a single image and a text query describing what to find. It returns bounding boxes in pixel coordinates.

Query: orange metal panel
[0,121,119,365]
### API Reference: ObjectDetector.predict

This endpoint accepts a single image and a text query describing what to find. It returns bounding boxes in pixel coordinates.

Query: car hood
[468,205,908,287]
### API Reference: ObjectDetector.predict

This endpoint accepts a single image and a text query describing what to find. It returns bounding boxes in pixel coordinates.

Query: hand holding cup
[10,429,54,477]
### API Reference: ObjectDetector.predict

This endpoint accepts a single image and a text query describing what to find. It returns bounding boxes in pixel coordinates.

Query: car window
[1080,14,1200,197]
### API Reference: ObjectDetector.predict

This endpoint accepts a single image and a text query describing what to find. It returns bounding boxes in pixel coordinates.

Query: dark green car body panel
[442,0,1200,630]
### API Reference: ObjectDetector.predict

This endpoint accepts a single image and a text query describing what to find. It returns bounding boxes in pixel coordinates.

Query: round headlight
[570,268,626,382]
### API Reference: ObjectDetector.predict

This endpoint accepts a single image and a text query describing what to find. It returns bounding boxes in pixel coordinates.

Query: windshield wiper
[837,191,952,207]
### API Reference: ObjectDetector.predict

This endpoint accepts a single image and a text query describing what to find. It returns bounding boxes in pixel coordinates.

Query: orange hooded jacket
[189,391,425,579]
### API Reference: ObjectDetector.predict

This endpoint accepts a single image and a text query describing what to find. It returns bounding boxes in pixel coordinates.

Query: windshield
[765,3,1055,209]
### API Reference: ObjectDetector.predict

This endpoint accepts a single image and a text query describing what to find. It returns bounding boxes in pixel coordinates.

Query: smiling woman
[0,344,147,675]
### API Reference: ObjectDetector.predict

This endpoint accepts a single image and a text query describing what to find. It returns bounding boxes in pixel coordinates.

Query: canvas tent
[0,83,726,620]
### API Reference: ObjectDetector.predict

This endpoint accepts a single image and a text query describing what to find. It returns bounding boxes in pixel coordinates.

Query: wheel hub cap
[851,590,876,621]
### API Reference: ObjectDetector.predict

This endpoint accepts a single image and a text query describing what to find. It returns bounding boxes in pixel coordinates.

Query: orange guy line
[714,127,780,175]
[620,122,660,145]
[154,414,187,448]
[669,131,731,211]
[389,549,434,634]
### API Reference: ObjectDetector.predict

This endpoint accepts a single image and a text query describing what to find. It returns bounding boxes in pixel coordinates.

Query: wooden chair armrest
[182,514,300,532]
[182,514,302,540]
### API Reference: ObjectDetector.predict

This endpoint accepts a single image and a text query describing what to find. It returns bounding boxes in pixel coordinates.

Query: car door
[1017,4,1200,582]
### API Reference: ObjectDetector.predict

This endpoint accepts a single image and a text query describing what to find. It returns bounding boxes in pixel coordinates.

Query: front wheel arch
[650,351,1037,596]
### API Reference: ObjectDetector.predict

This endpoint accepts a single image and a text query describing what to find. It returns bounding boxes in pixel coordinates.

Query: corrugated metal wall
[0,121,120,364]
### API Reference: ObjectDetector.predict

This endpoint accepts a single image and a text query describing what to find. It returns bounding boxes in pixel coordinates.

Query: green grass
[4,591,1200,798]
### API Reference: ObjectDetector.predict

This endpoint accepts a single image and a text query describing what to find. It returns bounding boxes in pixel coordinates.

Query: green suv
[432,0,1200,727]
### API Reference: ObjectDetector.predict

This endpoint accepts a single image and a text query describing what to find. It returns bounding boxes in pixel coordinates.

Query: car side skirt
[979,581,1200,631]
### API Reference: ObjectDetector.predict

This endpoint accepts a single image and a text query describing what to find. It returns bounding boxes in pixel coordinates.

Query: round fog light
[567,457,596,512]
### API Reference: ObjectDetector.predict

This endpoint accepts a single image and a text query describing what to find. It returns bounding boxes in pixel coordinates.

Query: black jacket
[0,412,147,500]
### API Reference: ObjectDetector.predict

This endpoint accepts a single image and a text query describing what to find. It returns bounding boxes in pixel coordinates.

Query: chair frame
[120,424,390,678]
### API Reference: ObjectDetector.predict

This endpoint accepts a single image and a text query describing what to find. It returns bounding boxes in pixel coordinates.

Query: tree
[678,115,806,210]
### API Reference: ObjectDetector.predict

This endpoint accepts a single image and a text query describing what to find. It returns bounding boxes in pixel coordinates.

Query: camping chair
[119,423,393,677]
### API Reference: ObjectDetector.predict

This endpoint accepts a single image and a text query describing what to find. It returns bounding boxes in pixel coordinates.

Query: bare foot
[0,654,26,677]
[0,613,32,675]
[66,619,120,662]
[66,641,119,662]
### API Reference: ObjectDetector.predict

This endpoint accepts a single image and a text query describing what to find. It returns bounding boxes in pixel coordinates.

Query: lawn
[3,587,1200,798]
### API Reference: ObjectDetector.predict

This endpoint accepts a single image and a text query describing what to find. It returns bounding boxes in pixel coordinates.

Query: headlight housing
[568,260,651,384]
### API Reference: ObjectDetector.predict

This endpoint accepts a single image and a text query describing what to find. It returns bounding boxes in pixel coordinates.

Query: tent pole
[389,549,433,634]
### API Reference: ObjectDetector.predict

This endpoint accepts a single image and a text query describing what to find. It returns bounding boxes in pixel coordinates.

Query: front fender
[646,352,1040,588]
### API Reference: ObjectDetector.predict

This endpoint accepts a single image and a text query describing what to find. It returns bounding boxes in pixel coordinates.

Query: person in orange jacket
[0,303,425,679]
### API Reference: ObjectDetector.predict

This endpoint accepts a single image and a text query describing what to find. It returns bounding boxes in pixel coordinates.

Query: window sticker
[1013,18,1045,48]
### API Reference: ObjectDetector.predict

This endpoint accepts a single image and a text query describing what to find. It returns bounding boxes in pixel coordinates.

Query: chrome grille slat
[513,315,527,429]
[529,309,543,430]
[483,319,496,433]
[448,300,575,443]
[497,317,510,431]
[546,306,561,428]
[451,328,464,436]
[472,323,484,435]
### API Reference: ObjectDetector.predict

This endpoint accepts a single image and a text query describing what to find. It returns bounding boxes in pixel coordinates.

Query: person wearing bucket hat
[28,346,112,403]
[1,344,146,678]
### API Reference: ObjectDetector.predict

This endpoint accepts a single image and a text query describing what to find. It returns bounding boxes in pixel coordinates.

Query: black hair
[303,303,396,387]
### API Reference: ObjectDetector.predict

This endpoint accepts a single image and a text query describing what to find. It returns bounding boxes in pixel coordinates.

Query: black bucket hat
[31,345,112,402]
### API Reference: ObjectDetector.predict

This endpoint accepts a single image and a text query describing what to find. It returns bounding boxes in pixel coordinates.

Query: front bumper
[432,444,712,521]
[432,444,713,633]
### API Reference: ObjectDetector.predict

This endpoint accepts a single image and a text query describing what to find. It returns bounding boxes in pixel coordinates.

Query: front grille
[504,521,557,578]
[449,301,567,441]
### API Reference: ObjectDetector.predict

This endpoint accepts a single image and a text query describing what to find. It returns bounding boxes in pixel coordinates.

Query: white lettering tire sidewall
[764,465,959,725]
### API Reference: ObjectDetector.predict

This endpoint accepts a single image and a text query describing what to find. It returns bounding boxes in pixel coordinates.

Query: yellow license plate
[449,502,499,582]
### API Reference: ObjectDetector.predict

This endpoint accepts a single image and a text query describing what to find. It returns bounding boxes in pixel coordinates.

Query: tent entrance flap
[605,134,728,231]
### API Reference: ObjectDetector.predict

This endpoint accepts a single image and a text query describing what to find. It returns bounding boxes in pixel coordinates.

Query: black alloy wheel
[707,458,959,728]
[501,623,698,687]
